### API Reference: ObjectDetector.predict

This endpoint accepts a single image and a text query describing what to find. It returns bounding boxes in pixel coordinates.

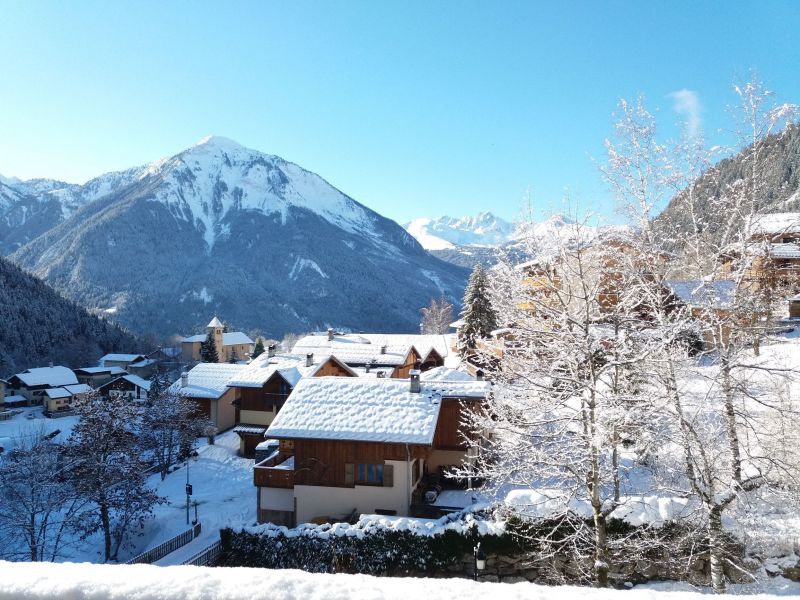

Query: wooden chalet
[74,366,128,388]
[98,374,151,401]
[253,372,490,526]
[169,363,243,434]
[6,366,79,405]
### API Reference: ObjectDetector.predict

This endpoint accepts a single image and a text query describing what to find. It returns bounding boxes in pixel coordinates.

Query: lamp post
[473,542,486,581]
[185,455,194,525]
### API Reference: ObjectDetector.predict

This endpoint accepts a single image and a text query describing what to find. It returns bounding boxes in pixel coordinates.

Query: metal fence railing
[126,526,196,565]
[182,540,222,567]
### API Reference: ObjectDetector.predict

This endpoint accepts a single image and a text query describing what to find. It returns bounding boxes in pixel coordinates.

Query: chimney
[376,370,385,378]
[365,362,371,373]
[410,369,421,393]
[181,372,189,388]
[327,328,335,342]
[476,369,485,381]
[380,345,387,355]
[306,353,314,367]
[268,344,276,358]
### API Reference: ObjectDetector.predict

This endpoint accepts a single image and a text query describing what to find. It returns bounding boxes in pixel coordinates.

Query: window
[356,463,384,485]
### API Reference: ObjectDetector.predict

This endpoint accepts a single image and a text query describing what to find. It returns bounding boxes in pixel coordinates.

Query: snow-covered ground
[2,561,799,600]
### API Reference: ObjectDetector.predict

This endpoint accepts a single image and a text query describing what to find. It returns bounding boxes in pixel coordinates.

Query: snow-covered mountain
[7,136,468,338]
[404,212,515,250]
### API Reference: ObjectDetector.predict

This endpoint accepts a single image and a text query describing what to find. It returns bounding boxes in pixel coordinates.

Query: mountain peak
[193,135,245,151]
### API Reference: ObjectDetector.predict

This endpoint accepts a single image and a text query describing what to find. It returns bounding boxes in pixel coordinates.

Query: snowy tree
[200,332,219,363]
[66,392,160,562]
[458,264,498,354]
[252,338,265,359]
[603,82,800,594]
[420,296,454,334]
[0,425,87,561]
[460,217,660,587]
[141,386,212,481]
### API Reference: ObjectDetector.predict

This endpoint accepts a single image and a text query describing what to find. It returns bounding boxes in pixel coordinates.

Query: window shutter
[383,464,394,487]
[345,463,354,486]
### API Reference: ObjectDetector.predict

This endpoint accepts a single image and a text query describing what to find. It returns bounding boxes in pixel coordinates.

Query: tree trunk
[720,359,742,482]
[594,512,610,587]
[100,501,112,562]
[707,506,727,594]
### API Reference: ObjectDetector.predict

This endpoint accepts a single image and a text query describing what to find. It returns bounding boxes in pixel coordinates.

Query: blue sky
[1,1,799,224]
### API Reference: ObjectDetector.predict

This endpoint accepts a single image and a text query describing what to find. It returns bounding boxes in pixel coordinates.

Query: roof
[129,358,157,369]
[666,280,737,309]
[43,384,91,399]
[768,242,800,259]
[121,375,151,391]
[227,353,313,388]
[13,366,78,388]
[292,332,452,361]
[748,212,800,237]
[100,354,146,364]
[74,366,127,376]
[420,366,477,383]
[233,424,268,435]
[182,331,255,346]
[169,363,244,399]
[267,377,444,444]
[207,316,224,328]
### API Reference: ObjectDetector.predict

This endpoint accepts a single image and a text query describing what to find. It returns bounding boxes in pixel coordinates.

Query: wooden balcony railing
[254,454,295,488]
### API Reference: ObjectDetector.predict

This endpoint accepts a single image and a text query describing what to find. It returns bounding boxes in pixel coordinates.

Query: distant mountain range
[1,137,468,339]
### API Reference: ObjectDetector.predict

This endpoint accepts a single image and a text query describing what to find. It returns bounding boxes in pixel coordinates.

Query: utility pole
[185,457,192,525]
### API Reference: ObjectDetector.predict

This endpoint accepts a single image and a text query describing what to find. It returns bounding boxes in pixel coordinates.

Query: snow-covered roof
[666,279,737,309]
[13,366,78,388]
[74,366,127,375]
[748,212,800,237]
[420,366,476,382]
[233,424,268,435]
[227,353,313,388]
[121,375,151,391]
[207,316,224,328]
[100,353,146,365]
[2,394,25,403]
[292,332,452,361]
[267,377,444,444]
[182,331,255,346]
[43,384,91,399]
[169,363,244,399]
[768,242,800,259]
[129,358,157,369]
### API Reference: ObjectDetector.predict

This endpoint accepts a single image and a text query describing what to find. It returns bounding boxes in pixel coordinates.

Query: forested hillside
[0,256,141,375]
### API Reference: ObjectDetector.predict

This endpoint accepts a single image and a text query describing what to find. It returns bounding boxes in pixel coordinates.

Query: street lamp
[473,542,486,581]
[185,452,197,525]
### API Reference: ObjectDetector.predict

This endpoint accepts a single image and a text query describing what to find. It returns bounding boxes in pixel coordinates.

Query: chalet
[181,317,255,363]
[790,294,800,319]
[74,366,128,388]
[127,358,158,379]
[254,372,490,526]
[228,349,358,457]
[292,331,450,377]
[721,213,800,294]
[43,384,92,415]
[99,354,148,370]
[666,280,739,347]
[98,374,151,401]
[7,366,79,404]
[169,363,243,433]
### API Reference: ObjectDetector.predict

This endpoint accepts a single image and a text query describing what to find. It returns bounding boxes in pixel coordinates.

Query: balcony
[253,453,295,488]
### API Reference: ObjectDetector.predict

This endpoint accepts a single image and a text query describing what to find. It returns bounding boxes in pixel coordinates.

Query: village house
[99,353,148,370]
[170,362,243,434]
[6,366,80,405]
[73,366,128,388]
[181,317,255,363]
[98,374,151,401]
[253,372,489,526]
[42,384,92,415]
[227,348,358,456]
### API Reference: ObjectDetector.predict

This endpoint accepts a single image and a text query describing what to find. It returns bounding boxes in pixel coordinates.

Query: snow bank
[241,509,504,540]
[3,561,794,600]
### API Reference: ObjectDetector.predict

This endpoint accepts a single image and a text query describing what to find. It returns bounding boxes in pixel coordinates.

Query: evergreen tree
[458,264,498,353]
[200,332,219,363]
[251,338,265,359]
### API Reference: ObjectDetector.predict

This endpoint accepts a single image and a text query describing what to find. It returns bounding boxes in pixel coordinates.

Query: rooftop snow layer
[293,333,452,360]
[182,331,254,346]
[666,280,737,308]
[169,363,244,399]
[14,366,78,388]
[748,212,800,236]
[267,377,444,444]
[227,353,317,388]
[100,354,146,364]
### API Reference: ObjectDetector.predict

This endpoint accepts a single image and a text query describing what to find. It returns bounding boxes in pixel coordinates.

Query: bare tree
[420,295,454,334]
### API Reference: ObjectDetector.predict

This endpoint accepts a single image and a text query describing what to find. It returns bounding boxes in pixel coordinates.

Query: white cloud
[670,89,703,138]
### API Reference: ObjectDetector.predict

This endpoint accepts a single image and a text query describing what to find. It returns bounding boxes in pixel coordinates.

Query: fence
[182,540,222,567]
[126,525,198,565]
